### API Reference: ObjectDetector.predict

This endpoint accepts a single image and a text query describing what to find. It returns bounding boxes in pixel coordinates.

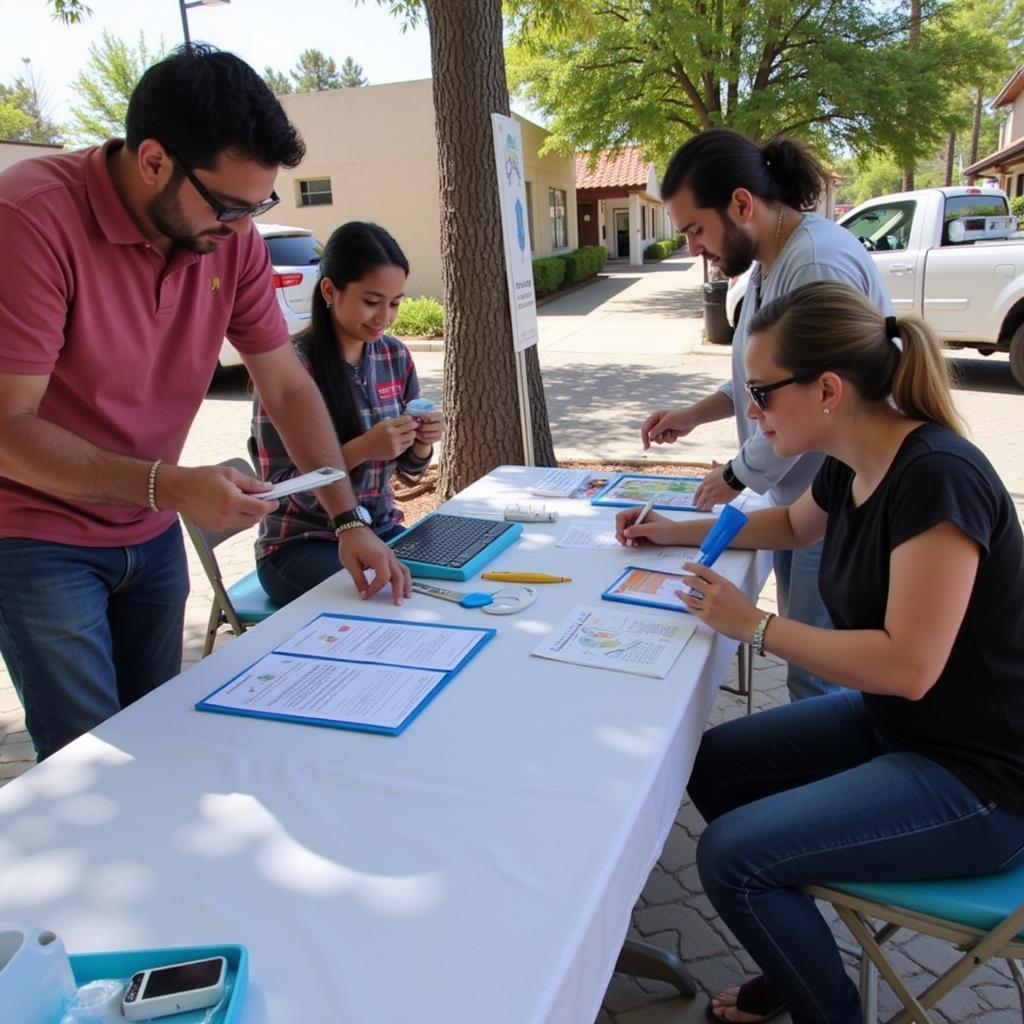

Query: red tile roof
[575,148,652,190]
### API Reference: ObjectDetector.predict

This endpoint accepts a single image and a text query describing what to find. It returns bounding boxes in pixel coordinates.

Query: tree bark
[944,130,956,186]
[970,87,983,167]
[901,0,921,192]
[424,0,555,500]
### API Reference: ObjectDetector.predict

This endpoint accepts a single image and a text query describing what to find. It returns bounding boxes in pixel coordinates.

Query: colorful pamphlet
[531,605,696,678]
[590,473,702,511]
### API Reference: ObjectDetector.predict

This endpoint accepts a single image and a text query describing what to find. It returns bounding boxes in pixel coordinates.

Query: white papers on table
[529,468,595,497]
[196,614,494,735]
[630,547,700,567]
[199,654,446,731]
[557,524,620,550]
[276,614,488,671]
[532,605,697,679]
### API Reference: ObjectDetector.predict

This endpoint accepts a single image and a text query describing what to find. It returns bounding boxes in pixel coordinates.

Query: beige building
[966,64,1024,196]
[574,149,673,266]
[273,80,578,299]
[0,140,63,175]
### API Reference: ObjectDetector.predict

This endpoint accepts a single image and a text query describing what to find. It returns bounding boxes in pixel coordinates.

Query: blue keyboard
[388,513,523,581]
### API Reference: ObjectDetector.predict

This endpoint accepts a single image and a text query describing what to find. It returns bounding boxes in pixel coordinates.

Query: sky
[2,0,532,127]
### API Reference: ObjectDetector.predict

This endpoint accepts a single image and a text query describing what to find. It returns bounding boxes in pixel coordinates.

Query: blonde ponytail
[750,282,965,435]
[889,316,965,435]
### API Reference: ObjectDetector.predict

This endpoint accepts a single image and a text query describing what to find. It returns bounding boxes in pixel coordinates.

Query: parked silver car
[217,223,323,369]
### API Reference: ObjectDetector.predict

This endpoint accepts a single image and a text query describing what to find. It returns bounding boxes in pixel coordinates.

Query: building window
[297,178,333,207]
[525,181,535,252]
[549,187,567,249]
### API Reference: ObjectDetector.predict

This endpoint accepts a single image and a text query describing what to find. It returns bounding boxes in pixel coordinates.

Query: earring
[823,407,831,416]
[324,299,331,308]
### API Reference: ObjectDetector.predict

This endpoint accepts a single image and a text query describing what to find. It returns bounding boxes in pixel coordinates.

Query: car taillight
[966,188,981,195]
[272,273,303,289]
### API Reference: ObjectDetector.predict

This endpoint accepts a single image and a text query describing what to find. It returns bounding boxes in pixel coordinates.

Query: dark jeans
[687,690,1024,1024]
[258,523,405,606]
[0,523,190,761]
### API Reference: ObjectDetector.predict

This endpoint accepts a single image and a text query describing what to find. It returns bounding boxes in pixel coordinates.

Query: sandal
[705,974,787,1023]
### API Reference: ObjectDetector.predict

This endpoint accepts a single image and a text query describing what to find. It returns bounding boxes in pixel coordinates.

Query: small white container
[0,924,77,1024]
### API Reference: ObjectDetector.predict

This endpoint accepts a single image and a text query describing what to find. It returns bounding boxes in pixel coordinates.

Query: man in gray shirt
[642,129,891,702]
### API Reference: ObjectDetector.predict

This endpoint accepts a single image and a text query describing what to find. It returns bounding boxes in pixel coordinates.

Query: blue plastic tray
[68,943,247,1024]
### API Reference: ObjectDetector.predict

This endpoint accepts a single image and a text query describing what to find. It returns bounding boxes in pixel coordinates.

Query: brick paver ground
[2,255,1022,1021]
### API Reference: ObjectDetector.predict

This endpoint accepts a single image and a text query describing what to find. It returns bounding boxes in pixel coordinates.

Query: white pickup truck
[728,187,1024,386]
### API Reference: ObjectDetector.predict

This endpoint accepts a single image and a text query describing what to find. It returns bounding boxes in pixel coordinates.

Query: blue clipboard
[590,473,703,511]
[601,565,692,614]
[195,613,496,736]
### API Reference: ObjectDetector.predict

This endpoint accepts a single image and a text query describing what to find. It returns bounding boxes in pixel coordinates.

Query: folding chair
[181,457,278,657]
[807,862,1024,1023]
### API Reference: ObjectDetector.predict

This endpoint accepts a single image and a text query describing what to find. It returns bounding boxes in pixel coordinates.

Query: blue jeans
[773,542,838,701]
[0,523,190,761]
[258,524,405,606]
[688,690,1024,1024]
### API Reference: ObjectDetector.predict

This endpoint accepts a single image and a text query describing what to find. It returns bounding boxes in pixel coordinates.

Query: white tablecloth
[0,466,771,1024]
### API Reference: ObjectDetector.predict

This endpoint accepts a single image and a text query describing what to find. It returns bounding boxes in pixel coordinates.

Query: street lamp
[178,0,231,45]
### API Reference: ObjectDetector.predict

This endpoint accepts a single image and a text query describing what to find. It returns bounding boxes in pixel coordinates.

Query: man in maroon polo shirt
[0,46,412,761]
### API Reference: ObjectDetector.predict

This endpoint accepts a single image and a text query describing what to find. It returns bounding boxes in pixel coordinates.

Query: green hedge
[673,233,686,250]
[532,256,567,297]
[1011,195,1024,226]
[557,244,607,285]
[644,240,676,260]
[390,295,444,338]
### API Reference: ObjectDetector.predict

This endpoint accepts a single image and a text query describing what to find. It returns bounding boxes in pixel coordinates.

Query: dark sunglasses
[745,375,816,411]
[164,146,279,223]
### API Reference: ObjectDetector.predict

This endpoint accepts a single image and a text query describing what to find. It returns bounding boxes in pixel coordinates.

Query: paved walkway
[1,255,1022,1021]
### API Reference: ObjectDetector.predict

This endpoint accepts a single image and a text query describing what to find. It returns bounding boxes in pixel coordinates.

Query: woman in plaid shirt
[252,222,443,605]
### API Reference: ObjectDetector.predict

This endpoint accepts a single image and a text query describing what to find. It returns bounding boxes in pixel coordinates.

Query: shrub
[644,240,675,260]
[533,257,567,297]
[391,295,444,338]
[1011,195,1024,226]
[673,233,686,250]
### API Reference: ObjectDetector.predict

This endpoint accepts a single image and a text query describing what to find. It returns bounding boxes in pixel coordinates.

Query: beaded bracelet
[147,459,162,512]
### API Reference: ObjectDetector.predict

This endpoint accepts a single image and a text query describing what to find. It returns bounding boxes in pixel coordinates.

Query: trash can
[702,280,733,344]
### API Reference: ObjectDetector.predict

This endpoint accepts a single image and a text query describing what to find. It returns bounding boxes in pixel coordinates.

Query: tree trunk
[944,131,956,186]
[424,0,555,500]
[901,0,921,193]
[970,87,983,167]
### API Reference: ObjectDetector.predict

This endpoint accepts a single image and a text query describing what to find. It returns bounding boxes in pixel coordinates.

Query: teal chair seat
[830,862,1024,939]
[181,458,281,657]
[808,864,1024,1022]
[229,571,278,624]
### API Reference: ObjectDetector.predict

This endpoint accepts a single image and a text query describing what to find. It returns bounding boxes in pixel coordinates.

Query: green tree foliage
[67,30,164,146]
[507,0,1010,172]
[339,56,368,87]
[263,66,293,95]
[291,49,341,91]
[0,62,63,144]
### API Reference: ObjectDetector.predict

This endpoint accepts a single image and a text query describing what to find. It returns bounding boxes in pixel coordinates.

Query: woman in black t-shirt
[615,280,1024,1024]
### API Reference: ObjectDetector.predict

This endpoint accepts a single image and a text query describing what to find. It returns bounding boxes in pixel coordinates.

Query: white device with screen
[260,466,347,501]
[121,955,227,1020]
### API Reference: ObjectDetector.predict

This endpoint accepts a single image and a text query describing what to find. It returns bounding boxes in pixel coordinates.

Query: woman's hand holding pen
[614,506,680,547]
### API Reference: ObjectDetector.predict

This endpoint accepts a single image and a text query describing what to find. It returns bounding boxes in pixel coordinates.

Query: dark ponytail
[661,128,824,212]
[300,222,409,488]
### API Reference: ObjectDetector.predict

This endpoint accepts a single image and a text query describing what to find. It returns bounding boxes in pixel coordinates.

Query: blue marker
[694,503,748,568]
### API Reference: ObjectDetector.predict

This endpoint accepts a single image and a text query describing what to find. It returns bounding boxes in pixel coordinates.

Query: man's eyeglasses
[745,375,815,411]
[164,146,279,223]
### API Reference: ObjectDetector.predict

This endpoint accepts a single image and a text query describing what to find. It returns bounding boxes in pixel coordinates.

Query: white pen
[634,499,656,527]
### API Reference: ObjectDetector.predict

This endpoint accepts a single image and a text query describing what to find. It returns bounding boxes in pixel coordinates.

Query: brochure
[532,605,696,678]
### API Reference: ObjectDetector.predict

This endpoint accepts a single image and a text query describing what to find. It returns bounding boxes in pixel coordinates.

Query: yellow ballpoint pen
[481,571,573,584]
